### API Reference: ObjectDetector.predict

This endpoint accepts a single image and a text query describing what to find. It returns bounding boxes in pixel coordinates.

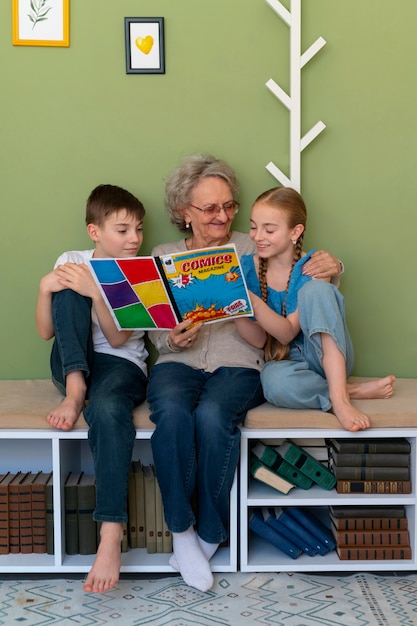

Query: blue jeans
[147,363,264,544]
[50,290,147,523]
[261,280,354,412]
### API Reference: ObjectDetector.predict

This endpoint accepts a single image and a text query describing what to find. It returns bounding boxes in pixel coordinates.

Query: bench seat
[0,377,416,431]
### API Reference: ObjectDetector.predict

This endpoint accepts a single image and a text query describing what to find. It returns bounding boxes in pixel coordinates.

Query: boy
[36,184,148,593]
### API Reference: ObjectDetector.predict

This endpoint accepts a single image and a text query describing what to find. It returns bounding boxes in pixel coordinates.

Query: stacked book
[329,505,412,560]
[327,438,411,494]
[128,461,172,554]
[249,506,336,559]
[250,439,336,495]
[0,471,53,555]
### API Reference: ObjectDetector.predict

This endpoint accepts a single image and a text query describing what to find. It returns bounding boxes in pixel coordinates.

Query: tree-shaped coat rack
[265,0,326,192]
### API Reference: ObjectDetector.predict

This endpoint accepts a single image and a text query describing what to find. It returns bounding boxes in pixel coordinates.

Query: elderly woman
[147,154,342,592]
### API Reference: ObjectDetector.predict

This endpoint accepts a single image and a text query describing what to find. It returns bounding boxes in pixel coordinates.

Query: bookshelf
[240,427,417,572]
[0,428,237,573]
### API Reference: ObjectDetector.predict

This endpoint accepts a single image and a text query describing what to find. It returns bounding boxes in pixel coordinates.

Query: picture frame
[12,0,70,47]
[124,17,165,75]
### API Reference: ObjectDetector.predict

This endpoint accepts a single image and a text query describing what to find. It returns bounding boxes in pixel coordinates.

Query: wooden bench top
[0,378,416,431]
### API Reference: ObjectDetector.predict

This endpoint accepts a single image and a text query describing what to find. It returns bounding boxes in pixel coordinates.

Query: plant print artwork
[27,0,52,29]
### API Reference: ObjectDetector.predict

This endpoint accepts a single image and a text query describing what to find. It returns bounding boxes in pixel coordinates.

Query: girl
[236,187,395,431]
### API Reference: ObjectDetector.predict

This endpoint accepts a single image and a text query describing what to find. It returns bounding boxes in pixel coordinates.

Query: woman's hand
[167,319,203,351]
[302,250,342,280]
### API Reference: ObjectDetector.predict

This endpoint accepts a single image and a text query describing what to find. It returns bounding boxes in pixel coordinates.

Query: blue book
[275,507,329,555]
[264,508,317,556]
[286,507,336,551]
[249,509,302,560]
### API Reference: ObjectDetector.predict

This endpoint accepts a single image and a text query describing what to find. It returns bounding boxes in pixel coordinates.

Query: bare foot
[83,522,123,593]
[46,370,86,431]
[46,396,84,431]
[331,399,371,432]
[348,375,396,400]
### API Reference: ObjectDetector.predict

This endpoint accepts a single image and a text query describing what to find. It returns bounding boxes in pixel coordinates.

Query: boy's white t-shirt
[54,249,148,375]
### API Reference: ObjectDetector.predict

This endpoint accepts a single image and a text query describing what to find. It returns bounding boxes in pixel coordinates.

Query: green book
[250,457,295,494]
[275,440,336,490]
[252,442,313,490]
[65,472,82,555]
[77,473,97,555]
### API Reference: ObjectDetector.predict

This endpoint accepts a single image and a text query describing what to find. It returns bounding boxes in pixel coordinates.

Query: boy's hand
[55,263,99,298]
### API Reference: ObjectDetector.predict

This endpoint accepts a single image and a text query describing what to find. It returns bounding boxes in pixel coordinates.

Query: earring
[292,239,298,245]
[185,222,190,229]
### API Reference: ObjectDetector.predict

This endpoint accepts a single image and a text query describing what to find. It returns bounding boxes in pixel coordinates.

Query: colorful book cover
[89,244,253,330]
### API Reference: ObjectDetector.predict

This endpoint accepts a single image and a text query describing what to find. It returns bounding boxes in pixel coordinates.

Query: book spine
[328,438,411,454]
[279,509,330,555]
[19,474,34,554]
[330,465,410,480]
[334,529,410,546]
[77,477,97,555]
[336,480,411,494]
[143,465,157,554]
[128,466,138,549]
[265,513,317,556]
[281,442,336,490]
[331,452,409,467]
[286,507,336,551]
[65,473,80,555]
[337,546,412,560]
[331,517,408,531]
[249,510,302,560]
[46,476,54,555]
[134,466,146,549]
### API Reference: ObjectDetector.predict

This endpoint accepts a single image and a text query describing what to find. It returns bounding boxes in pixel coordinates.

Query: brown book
[329,461,410,481]
[330,450,409,467]
[46,474,54,555]
[8,472,24,554]
[332,526,410,546]
[328,438,411,454]
[336,480,411,494]
[31,471,53,554]
[336,545,412,560]
[0,473,18,555]
[18,472,35,554]
[329,510,408,532]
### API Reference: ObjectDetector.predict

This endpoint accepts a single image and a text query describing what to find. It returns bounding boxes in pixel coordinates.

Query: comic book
[89,244,253,330]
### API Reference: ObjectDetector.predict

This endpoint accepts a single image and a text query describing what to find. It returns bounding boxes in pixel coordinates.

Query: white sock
[169,535,219,572]
[171,527,214,592]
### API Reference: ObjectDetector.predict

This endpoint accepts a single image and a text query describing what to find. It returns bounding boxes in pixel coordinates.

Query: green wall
[1,0,416,379]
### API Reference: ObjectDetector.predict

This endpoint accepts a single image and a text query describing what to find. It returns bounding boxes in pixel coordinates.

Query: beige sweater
[149,231,264,373]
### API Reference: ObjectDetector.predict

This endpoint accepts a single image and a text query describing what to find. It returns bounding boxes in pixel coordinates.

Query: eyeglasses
[189,200,240,217]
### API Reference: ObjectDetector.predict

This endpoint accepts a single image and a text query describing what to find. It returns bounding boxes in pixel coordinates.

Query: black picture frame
[124,17,165,75]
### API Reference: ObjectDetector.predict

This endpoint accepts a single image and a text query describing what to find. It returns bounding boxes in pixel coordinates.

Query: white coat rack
[265,0,326,191]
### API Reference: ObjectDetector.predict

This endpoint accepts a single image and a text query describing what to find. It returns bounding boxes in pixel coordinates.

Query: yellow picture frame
[12,0,70,47]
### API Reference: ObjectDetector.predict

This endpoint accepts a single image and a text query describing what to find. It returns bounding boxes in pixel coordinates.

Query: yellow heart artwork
[135,35,154,55]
